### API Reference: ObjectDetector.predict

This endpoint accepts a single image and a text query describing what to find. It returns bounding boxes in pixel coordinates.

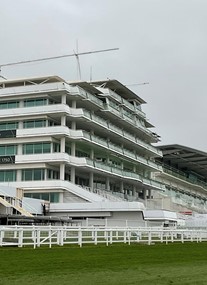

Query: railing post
[78,228,82,247]
[148,230,151,245]
[18,228,23,247]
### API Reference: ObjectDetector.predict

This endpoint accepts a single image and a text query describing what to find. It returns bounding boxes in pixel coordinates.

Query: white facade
[0,76,164,211]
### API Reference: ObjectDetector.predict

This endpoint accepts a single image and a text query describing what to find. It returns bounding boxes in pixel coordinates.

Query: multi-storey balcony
[159,164,207,194]
[15,127,162,171]
[101,102,156,142]
[98,88,146,119]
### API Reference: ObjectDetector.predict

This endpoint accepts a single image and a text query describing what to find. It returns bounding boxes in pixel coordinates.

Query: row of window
[0,169,61,182]
[0,120,58,131]
[24,192,59,203]
[0,98,56,109]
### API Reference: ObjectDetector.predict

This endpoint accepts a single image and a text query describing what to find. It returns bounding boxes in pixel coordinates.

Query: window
[22,169,45,181]
[0,145,17,156]
[0,170,16,181]
[0,122,18,130]
[23,120,46,129]
[0,101,19,109]
[23,143,51,154]
[24,98,47,107]
[24,192,59,202]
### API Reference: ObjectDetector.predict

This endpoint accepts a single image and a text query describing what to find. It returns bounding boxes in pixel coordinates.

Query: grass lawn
[0,242,207,285]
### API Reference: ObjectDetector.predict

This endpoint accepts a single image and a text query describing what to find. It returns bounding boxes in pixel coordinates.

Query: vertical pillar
[70,167,75,184]
[60,164,65,180]
[148,189,152,199]
[16,169,21,182]
[72,100,76,108]
[89,172,94,190]
[61,115,66,126]
[18,121,23,129]
[143,189,147,200]
[106,177,110,191]
[71,142,76,156]
[90,149,94,159]
[71,121,76,130]
[61,94,67,104]
[60,137,65,153]
[17,144,22,155]
[120,181,124,193]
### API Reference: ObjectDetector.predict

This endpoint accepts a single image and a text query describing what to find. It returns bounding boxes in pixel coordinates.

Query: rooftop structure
[0,75,164,219]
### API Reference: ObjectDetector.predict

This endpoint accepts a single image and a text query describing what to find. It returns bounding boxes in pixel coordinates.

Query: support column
[60,137,65,153]
[120,181,124,193]
[72,100,76,108]
[71,142,76,156]
[106,177,110,191]
[61,115,66,126]
[70,167,75,184]
[143,189,147,200]
[61,94,67,104]
[71,121,76,130]
[148,189,152,199]
[60,163,65,181]
[90,149,94,159]
[17,144,22,155]
[89,172,94,190]
[16,169,21,182]
[18,121,23,129]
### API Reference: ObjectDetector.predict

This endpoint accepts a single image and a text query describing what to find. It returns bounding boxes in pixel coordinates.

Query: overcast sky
[1,0,207,151]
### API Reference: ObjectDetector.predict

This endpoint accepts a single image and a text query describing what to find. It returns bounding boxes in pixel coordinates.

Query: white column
[89,172,94,190]
[70,167,75,184]
[72,100,76,108]
[120,181,124,193]
[71,121,76,130]
[60,164,65,180]
[71,142,76,156]
[60,137,65,153]
[61,94,67,104]
[18,121,23,129]
[16,169,21,182]
[106,177,110,191]
[17,144,22,155]
[61,115,66,126]
[90,149,94,159]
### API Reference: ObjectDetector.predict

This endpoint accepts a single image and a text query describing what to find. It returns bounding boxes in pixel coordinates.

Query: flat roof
[157,144,207,179]
[69,81,103,96]
[0,75,65,88]
[90,79,146,104]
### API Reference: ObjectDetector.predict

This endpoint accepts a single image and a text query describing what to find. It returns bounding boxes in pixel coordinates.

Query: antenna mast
[0,47,119,80]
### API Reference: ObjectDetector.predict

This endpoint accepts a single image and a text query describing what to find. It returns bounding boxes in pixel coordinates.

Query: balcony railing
[86,158,165,191]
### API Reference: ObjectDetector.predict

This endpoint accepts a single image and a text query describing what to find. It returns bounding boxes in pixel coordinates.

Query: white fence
[1,226,207,248]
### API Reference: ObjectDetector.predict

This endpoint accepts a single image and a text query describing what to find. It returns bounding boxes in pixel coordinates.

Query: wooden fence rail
[0,225,207,248]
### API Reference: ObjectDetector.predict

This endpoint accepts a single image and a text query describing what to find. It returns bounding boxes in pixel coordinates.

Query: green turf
[0,243,207,285]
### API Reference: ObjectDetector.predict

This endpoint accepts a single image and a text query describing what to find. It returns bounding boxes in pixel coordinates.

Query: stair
[0,197,33,217]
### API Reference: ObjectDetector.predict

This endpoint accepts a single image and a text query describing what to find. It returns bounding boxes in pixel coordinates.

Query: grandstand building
[154,145,207,214]
[0,75,165,220]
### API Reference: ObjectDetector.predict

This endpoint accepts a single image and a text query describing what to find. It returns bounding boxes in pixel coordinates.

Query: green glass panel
[43,143,50,153]
[34,143,42,154]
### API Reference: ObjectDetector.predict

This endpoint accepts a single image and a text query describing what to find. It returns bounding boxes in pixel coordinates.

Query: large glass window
[0,122,18,130]
[0,170,16,182]
[23,142,51,154]
[22,169,45,181]
[24,192,59,202]
[24,98,47,107]
[0,145,17,156]
[0,101,19,109]
[23,120,46,129]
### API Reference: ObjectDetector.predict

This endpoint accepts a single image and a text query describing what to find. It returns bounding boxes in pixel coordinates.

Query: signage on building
[0,130,16,138]
[0,156,15,164]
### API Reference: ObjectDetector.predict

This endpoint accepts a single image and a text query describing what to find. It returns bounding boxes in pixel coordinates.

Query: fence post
[18,228,23,247]
[78,228,82,247]
[148,230,151,245]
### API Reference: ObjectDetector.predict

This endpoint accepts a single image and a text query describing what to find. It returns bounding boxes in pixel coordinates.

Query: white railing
[0,225,207,248]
